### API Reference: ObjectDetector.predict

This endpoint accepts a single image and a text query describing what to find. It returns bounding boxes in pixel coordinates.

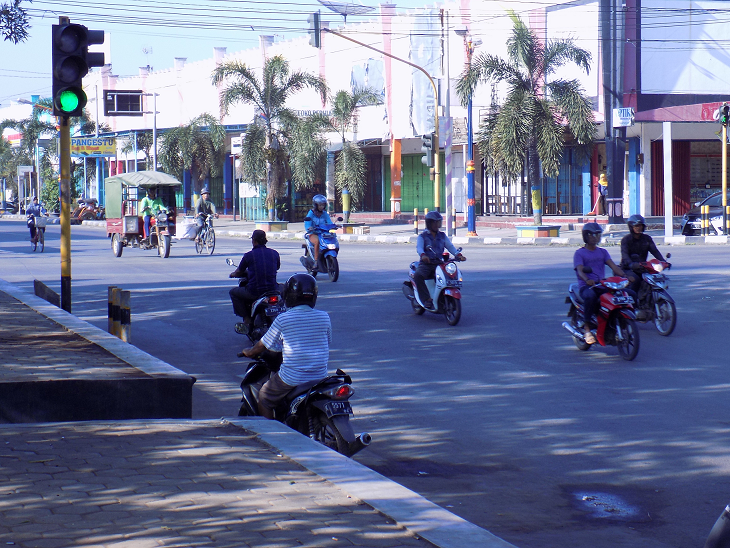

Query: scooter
[562,269,640,361]
[235,351,371,457]
[226,258,285,343]
[402,247,464,326]
[300,216,343,282]
[628,253,676,336]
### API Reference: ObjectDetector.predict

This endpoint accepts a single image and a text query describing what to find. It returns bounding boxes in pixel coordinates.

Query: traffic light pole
[59,115,72,312]
[322,28,441,211]
[723,123,727,235]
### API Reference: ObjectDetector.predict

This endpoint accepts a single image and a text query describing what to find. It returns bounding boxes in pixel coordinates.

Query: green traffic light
[58,90,80,113]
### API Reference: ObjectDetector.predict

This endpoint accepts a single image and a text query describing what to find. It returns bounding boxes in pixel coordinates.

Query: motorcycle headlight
[327,243,337,249]
[603,280,629,290]
[157,212,168,222]
[445,262,457,275]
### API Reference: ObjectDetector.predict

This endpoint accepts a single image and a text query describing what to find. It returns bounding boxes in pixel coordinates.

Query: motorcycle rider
[304,194,333,272]
[574,222,635,345]
[414,210,465,310]
[194,187,218,242]
[241,273,331,419]
[26,197,47,242]
[620,214,666,292]
[229,229,281,330]
[139,187,167,240]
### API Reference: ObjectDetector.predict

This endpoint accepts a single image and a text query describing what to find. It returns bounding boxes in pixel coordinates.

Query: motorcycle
[226,258,285,343]
[562,269,641,361]
[235,351,371,457]
[629,253,676,336]
[704,503,730,548]
[300,216,343,282]
[402,247,464,326]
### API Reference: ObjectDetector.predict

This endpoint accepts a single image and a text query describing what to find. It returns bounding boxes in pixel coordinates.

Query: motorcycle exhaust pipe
[348,432,372,456]
[562,321,585,340]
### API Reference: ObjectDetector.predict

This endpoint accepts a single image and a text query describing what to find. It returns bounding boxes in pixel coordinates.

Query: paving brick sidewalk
[0,419,436,548]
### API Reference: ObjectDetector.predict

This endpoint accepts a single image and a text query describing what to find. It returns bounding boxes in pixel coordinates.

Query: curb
[0,277,518,548]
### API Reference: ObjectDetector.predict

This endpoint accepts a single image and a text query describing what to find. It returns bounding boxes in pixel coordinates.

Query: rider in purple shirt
[574,222,634,345]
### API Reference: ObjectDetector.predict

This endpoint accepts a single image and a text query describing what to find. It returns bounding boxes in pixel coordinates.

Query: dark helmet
[425,210,443,231]
[312,194,327,211]
[627,214,646,231]
[582,222,603,243]
[284,273,318,308]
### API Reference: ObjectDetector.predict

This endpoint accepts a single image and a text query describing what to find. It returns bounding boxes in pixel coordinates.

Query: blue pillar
[183,171,192,212]
[223,154,233,215]
[628,138,640,215]
[582,163,592,214]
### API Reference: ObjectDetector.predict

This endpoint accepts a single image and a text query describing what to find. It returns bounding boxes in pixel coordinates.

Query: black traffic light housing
[421,133,435,167]
[52,22,105,117]
[721,104,730,127]
[308,11,321,49]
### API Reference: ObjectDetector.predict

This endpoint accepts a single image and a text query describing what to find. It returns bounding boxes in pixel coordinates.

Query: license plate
[324,401,353,418]
[447,280,462,287]
[612,295,633,305]
[265,305,285,316]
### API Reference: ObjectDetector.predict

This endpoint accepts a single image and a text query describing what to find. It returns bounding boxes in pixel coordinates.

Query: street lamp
[454,30,481,236]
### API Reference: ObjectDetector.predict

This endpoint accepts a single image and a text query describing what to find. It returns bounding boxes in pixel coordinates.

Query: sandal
[584,332,597,345]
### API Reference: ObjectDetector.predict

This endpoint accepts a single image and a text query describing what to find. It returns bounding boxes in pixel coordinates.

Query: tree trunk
[528,141,542,226]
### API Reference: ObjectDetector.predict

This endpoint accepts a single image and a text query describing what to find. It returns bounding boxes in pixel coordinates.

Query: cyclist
[26,197,47,243]
[194,187,218,242]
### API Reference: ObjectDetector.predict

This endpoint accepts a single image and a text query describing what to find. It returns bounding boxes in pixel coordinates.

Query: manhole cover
[574,491,641,520]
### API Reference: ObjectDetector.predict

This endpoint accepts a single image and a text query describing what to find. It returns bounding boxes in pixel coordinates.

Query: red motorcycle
[563,274,640,361]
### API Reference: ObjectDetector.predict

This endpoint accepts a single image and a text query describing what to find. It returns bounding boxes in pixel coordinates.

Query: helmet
[627,214,646,232]
[425,210,443,231]
[582,222,603,243]
[312,194,327,211]
[284,274,318,308]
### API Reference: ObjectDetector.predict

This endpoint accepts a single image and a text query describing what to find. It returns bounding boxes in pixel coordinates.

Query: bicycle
[28,214,46,253]
[194,214,216,255]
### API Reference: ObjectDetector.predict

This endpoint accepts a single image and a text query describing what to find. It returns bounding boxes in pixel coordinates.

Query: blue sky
[0,0,436,107]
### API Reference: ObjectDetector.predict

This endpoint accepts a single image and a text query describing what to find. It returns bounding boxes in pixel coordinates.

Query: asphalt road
[1,220,729,548]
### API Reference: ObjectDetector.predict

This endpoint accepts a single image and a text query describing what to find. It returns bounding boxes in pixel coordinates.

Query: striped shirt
[261,305,331,386]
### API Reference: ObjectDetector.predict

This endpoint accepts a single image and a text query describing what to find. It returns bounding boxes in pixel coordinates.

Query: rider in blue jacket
[414,211,464,310]
[304,194,332,272]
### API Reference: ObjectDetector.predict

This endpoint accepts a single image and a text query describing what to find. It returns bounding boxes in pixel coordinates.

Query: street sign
[71,137,116,157]
[231,136,243,155]
[104,90,143,116]
[612,107,635,128]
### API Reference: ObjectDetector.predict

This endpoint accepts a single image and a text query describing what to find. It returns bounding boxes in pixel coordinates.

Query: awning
[104,171,182,188]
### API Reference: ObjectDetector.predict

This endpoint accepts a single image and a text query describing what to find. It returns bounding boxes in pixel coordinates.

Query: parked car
[0,200,19,214]
[681,192,730,235]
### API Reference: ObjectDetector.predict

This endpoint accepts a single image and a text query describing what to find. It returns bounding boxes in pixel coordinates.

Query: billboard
[71,137,116,157]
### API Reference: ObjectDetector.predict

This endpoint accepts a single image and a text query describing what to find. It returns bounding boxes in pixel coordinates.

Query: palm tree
[329,87,382,211]
[212,55,328,220]
[457,11,596,225]
[158,113,226,193]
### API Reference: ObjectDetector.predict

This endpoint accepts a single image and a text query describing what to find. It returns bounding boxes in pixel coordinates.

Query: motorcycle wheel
[411,298,425,315]
[111,234,123,257]
[654,298,677,336]
[326,256,339,282]
[158,234,171,258]
[310,412,350,456]
[38,229,44,253]
[444,296,461,326]
[615,316,640,361]
[571,309,590,351]
[205,228,216,255]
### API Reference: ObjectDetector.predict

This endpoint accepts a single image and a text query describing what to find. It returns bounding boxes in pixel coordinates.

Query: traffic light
[421,133,435,167]
[721,104,730,127]
[52,23,105,117]
[308,11,321,49]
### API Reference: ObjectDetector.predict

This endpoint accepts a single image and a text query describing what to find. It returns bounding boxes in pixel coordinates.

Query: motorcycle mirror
[666,252,671,259]
[226,258,236,266]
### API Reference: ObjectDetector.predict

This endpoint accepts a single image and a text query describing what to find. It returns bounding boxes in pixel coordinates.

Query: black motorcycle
[226,258,285,342]
[628,252,676,336]
[236,352,371,457]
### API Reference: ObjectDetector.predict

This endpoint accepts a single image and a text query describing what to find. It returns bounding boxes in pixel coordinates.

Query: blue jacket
[304,209,333,233]
[417,230,458,260]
